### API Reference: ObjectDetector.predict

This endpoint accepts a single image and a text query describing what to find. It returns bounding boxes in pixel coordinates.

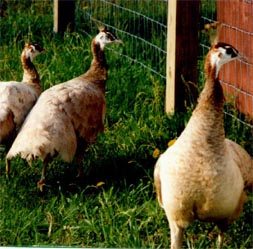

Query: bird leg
[37,157,49,192]
[217,231,224,249]
[4,132,16,178]
[216,220,228,249]
[75,150,85,179]
[76,159,84,178]
[75,139,87,179]
[169,220,184,249]
[5,157,11,178]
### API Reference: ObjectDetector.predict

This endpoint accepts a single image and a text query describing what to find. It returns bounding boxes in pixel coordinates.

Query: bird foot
[76,168,85,179]
[37,179,46,192]
[5,172,10,180]
[5,158,11,179]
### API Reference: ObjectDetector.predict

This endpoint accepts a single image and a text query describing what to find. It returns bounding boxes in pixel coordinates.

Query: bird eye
[225,46,238,57]
[105,32,116,41]
[30,45,36,52]
[226,47,233,55]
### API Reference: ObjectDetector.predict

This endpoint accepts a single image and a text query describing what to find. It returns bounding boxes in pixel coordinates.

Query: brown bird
[6,28,122,191]
[0,42,44,151]
[154,43,252,249]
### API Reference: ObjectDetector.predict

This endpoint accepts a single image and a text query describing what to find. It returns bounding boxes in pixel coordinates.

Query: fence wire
[200,0,253,154]
[77,0,167,82]
[79,0,253,152]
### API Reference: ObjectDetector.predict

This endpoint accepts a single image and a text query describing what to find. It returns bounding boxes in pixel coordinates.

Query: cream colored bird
[154,42,252,249]
[6,28,122,190]
[0,42,44,150]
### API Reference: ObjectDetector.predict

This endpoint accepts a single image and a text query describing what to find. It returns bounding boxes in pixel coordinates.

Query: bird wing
[59,78,106,143]
[226,138,253,191]
[7,79,105,162]
[0,81,39,127]
[154,159,163,207]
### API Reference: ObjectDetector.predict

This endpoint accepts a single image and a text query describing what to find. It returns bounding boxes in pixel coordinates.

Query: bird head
[94,27,122,50]
[23,42,45,61]
[209,42,242,77]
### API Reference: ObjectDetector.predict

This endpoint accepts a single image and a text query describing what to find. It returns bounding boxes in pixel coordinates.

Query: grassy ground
[0,1,252,248]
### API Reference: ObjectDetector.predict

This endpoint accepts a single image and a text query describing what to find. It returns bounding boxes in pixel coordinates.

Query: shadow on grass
[1,151,156,199]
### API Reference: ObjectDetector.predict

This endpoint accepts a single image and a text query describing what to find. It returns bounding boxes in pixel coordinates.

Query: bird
[154,42,251,249]
[0,42,44,152]
[6,27,122,191]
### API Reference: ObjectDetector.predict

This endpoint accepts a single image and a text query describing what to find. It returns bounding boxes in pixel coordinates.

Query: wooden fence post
[54,0,75,34]
[166,0,200,114]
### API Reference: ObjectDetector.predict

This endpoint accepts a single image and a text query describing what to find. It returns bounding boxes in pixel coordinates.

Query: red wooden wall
[217,0,253,118]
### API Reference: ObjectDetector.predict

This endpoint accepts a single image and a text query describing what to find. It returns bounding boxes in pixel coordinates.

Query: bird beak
[114,39,123,44]
[38,47,45,53]
[238,53,248,63]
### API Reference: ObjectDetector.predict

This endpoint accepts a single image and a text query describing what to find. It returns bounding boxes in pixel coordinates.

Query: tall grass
[0,0,252,248]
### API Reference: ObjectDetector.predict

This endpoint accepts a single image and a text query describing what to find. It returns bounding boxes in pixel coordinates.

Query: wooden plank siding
[217,0,253,118]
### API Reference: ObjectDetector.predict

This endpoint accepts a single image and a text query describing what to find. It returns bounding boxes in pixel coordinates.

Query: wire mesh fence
[77,0,167,82]
[200,1,253,135]
[78,0,253,152]
[218,1,253,119]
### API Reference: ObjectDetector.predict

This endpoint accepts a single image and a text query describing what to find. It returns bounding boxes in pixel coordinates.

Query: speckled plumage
[0,43,43,148]
[6,77,105,163]
[225,138,253,191]
[6,29,121,189]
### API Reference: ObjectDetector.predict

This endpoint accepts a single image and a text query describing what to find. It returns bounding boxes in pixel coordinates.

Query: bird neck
[83,40,108,92]
[21,52,40,84]
[21,53,42,95]
[190,53,226,143]
[196,53,225,113]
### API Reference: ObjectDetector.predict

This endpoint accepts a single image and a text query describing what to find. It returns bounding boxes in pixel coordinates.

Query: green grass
[0,0,252,248]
